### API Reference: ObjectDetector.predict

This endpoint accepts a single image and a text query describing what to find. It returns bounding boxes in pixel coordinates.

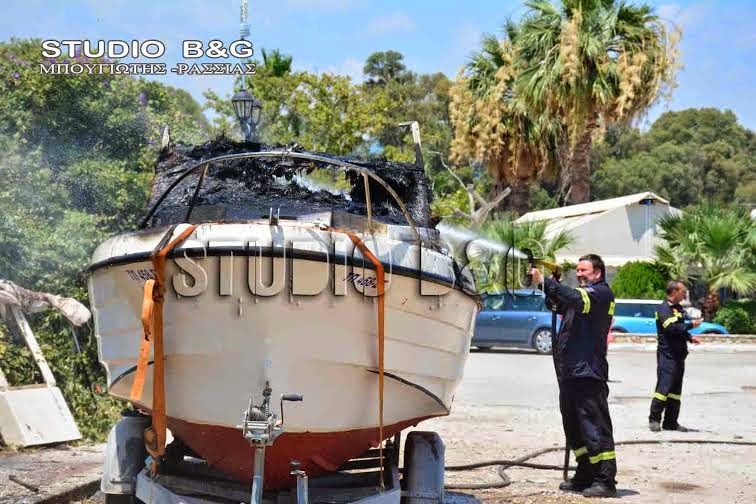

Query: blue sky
[1,0,754,130]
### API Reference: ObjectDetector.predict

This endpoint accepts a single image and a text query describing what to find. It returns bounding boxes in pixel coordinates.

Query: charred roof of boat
[142,137,433,230]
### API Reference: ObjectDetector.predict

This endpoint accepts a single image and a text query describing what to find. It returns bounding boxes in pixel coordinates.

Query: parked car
[473,290,559,354]
[611,299,729,335]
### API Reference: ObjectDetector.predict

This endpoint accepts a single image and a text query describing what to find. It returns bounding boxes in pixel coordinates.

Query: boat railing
[139,150,421,241]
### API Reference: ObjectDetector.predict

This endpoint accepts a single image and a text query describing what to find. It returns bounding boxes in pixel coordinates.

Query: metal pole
[291,460,309,504]
[251,445,266,504]
[295,472,309,504]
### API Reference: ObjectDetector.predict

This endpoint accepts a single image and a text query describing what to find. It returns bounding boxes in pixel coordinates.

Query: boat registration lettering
[126,269,156,282]
[343,272,380,288]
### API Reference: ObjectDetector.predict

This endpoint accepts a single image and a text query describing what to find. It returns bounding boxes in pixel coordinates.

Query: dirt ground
[419,344,756,503]
[6,344,755,503]
[0,444,104,504]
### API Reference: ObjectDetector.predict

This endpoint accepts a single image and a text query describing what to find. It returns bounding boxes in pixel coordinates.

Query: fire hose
[444,439,756,490]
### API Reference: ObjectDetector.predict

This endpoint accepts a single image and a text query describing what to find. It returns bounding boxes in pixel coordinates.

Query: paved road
[422,345,756,503]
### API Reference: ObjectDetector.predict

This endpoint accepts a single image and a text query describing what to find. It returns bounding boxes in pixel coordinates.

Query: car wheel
[611,327,627,333]
[532,329,553,354]
[476,345,493,351]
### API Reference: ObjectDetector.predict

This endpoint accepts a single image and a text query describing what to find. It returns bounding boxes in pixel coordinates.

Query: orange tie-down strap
[345,232,386,489]
[129,224,197,472]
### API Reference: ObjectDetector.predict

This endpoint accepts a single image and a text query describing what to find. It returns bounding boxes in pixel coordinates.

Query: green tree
[0,38,209,439]
[206,48,382,154]
[592,151,703,207]
[206,49,455,168]
[592,108,755,206]
[654,203,756,319]
[363,50,410,86]
[204,49,296,137]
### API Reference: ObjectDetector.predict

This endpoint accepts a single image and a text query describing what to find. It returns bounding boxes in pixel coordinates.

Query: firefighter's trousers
[559,378,617,487]
[649,351,685,428]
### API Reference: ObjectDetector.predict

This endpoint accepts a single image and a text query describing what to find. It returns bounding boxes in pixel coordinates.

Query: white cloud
[367,13,415,35]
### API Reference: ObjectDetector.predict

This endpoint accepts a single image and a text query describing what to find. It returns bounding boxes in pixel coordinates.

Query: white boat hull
[88,222,478,486]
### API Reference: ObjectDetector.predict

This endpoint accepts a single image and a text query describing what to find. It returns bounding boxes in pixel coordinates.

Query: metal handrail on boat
[139,150,421,241]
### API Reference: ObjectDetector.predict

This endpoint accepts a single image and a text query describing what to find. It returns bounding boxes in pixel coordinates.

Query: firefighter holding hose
[530,254,617,498]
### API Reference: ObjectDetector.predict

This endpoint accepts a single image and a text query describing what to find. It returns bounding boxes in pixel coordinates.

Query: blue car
[611,299,729,335]
[473,290,559,354]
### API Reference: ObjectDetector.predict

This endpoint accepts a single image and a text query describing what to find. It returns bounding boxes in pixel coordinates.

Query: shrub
[727,299,756,320]
[611,261,666,299]
[714,300,756,334]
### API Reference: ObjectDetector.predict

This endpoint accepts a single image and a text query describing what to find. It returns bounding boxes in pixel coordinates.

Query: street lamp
[232,89,262,143]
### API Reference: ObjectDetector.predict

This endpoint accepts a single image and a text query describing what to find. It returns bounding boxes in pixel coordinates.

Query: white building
[516,192,679,267]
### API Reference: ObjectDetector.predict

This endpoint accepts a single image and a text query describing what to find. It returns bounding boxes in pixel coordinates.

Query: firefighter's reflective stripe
[574,446,588,458]
[654,392,667,401]
[608,301,615,316]
[588,450,616,464]
[576,287,591,314]
[662,313,682,328]
[668,392,682,400]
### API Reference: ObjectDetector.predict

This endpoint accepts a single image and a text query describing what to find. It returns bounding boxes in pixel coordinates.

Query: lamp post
[232,0,262,146]
[231,89,262,143]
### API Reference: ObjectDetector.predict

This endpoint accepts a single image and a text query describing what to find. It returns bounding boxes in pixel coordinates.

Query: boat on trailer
[88,142,481,499]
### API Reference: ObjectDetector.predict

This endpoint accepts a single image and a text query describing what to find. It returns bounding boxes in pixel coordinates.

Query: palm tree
[451,0,680,209]
[449,34,561,213]
[260,48,293,77]
[484,218,575,261]
[469,217,575,293]
[654,204,756,319]
[514,0,679,203]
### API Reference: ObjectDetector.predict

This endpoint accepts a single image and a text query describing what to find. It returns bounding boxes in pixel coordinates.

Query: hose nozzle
[523,249,562,285]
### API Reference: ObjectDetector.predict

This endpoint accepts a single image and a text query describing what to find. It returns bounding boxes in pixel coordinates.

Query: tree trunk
[566,118,598,204]
[702,290,721,322]
[506,180,530,215]
[506,146,537,215]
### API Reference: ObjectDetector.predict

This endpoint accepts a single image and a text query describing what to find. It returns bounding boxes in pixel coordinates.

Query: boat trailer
[101,385,446,504]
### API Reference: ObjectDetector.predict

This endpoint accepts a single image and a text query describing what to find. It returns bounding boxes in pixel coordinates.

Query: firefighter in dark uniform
[531,254,617,498]
[649,280,701,432]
